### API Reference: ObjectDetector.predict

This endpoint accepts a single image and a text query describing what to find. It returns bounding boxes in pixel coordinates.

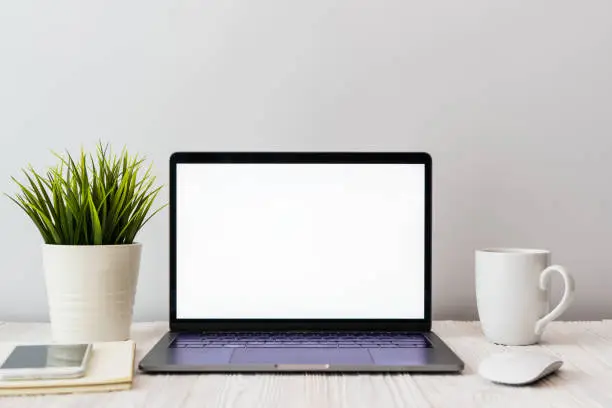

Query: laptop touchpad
[230,348,373,365]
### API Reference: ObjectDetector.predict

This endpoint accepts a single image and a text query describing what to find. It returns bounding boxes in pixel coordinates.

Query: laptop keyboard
[170,332,431,349]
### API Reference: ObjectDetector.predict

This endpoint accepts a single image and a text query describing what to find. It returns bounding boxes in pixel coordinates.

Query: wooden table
[1,321,612,407]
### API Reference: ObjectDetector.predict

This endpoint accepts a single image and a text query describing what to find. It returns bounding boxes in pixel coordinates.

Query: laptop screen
[175,163,425,320]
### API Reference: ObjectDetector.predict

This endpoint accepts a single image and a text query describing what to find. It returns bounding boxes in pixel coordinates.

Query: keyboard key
[247,345,282,348]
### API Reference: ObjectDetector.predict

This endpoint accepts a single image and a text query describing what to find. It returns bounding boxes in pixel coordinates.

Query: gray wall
[1,1,611,322]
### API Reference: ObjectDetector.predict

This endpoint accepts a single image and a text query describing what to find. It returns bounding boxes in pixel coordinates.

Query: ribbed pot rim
[42,242,142,248]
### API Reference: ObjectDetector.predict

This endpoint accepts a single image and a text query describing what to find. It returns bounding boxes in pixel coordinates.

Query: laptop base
[139,331,464,373]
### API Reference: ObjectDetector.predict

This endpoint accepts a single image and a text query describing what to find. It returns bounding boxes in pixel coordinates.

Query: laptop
[139,152,464,373]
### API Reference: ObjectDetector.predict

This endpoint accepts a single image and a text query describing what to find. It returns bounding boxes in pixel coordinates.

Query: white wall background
[1,1,611,321]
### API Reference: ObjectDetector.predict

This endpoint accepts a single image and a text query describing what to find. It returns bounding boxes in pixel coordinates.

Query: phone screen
[1,344,90,369]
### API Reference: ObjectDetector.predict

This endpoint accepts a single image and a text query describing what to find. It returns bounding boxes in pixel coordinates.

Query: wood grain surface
[1,321,611,408]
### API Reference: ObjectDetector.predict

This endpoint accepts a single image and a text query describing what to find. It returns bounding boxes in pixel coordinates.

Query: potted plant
[6,143,165,342]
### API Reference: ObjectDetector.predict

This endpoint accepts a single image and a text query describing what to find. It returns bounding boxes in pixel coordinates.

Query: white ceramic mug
[475,248,575,345]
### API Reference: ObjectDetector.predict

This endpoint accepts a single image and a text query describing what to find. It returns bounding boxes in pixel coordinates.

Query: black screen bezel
[169,152,432,332]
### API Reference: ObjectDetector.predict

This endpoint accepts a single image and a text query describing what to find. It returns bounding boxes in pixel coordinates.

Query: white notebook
[0,341,135,396]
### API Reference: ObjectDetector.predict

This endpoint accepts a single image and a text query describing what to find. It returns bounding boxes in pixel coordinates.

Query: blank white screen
[176,163,425,319]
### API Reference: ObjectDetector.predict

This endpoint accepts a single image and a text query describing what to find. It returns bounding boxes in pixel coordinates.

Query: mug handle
[534,265,576,336]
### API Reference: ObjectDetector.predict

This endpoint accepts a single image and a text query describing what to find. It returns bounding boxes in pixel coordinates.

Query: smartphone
[0,344,92,380]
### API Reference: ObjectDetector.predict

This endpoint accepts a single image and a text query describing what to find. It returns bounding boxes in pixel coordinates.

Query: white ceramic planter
[42,243,142,343]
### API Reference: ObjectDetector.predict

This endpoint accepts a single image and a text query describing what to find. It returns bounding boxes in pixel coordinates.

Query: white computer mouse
[478,351,563,385]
